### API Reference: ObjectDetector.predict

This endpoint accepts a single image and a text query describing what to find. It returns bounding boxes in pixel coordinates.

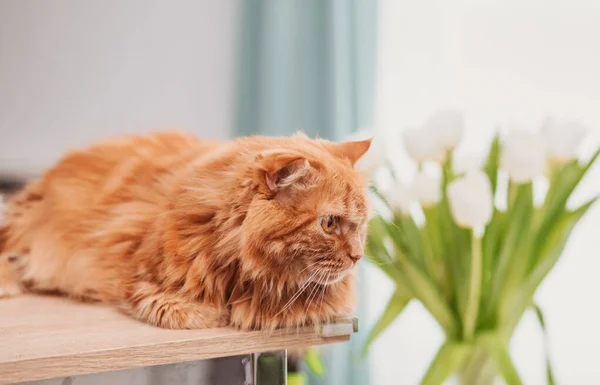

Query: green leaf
[433,202,460,301]
[366,216,397,261]
[487,183,533,322]
[534,149,600,270]
[385,217,424,268]
[480,333,524,385]
[480,209,506,328]
[367,199,459,338]
[532,304,557,385]
[362,290,411,357]
[369,184,394,212]
[371,212,459,337]
[420,342,471,385]
[438,159,471,316]
[533,162,579,265]
[365,219,390,262]
[364,252,403,284]
[482,209,505,264]
[365,233,401,283]
[304,347,325,376]
[550,149,600,208]
[394,259,459,339]
[421,208,443,287]
[506,198,597,331]
[581,148,600,174]
[423,206,442,260]
[527,198,594,292]
[483,134,501,193]
[365,217,412,293]
[503,183,536,286]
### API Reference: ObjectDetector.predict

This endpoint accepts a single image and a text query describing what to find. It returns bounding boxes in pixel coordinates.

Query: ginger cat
[0,132,371,330]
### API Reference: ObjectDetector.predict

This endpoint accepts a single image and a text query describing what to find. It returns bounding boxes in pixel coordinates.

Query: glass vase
[446,346,498,385]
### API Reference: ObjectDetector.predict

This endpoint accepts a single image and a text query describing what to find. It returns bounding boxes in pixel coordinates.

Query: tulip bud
[410,172,441,208]
[425,109,465,151]
[500,130,546,183]
[403,127,445,164]
[453,152,483,175]
[541,117,586,163]
[387,182,411,215]
[447,170,493,230]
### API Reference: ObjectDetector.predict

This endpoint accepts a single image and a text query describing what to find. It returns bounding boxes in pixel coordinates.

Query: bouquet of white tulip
[363,111,598,385]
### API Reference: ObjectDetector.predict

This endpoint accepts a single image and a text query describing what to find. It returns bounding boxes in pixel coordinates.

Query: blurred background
[1,1,599,384]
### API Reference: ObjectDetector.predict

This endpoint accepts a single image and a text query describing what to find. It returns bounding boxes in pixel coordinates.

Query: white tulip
[347,129,386,174]
[453,152,484,175]
[500,130,546,183]
[387,182,411,215]
[447,170,493,230]
[425,109,465,150]
[403,126,445,163]
[541,117,586,163]
[410,172,441,208]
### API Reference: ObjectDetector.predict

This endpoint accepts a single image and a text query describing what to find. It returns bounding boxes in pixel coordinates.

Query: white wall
[0,0,239,178]
[369,0,600,384]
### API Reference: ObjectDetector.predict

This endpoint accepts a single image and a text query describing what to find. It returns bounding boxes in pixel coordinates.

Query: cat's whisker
[303,269,327,322]
[292,281,320,323]
[319,272,331,320]
[303,273,322,321]
[299,261,320,274]
[318,271,330,316]
[277,270,319,315]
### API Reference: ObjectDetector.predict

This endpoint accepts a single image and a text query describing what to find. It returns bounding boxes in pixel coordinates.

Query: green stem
[421,229,440,286]
[479,333,524,385]
[459,348,496,385]
[423,207,444,287]
[424,207,441,260]
[463,233,482,340]
[420,342,470,385]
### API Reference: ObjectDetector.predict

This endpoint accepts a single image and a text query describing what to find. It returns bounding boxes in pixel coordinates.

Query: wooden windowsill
[0,295,354,383]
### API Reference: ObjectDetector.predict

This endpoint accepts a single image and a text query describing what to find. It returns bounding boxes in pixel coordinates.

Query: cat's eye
[319,216,338,234]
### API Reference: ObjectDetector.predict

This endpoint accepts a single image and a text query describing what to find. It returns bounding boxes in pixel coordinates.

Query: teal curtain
[235,1,378,384]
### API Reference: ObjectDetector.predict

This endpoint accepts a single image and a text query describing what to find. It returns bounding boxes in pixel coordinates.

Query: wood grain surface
[0,295,351,383]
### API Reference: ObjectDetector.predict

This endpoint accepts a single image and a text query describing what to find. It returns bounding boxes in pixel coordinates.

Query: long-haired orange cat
[0,132,371,330]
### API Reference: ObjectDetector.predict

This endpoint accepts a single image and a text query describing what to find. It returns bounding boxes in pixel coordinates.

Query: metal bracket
[242,356,253,385]
[252,350,287,385]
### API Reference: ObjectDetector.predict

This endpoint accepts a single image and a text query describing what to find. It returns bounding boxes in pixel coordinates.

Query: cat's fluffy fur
[0,132,371,330]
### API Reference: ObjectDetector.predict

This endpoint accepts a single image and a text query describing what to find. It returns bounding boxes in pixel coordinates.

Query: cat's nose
[346,235,364,263]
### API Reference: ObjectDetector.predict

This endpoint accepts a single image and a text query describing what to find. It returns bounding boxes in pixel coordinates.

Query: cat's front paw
[169,303,229,329]
[129,295,230,329]
[0,282,22,298]
[0,254,25,298]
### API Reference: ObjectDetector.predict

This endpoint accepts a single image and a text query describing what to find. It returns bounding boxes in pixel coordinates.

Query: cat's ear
[325,139,372,166]
[256,150,311,192]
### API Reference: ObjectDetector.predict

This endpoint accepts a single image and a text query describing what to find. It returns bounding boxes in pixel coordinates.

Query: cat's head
[240,136,372,287]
